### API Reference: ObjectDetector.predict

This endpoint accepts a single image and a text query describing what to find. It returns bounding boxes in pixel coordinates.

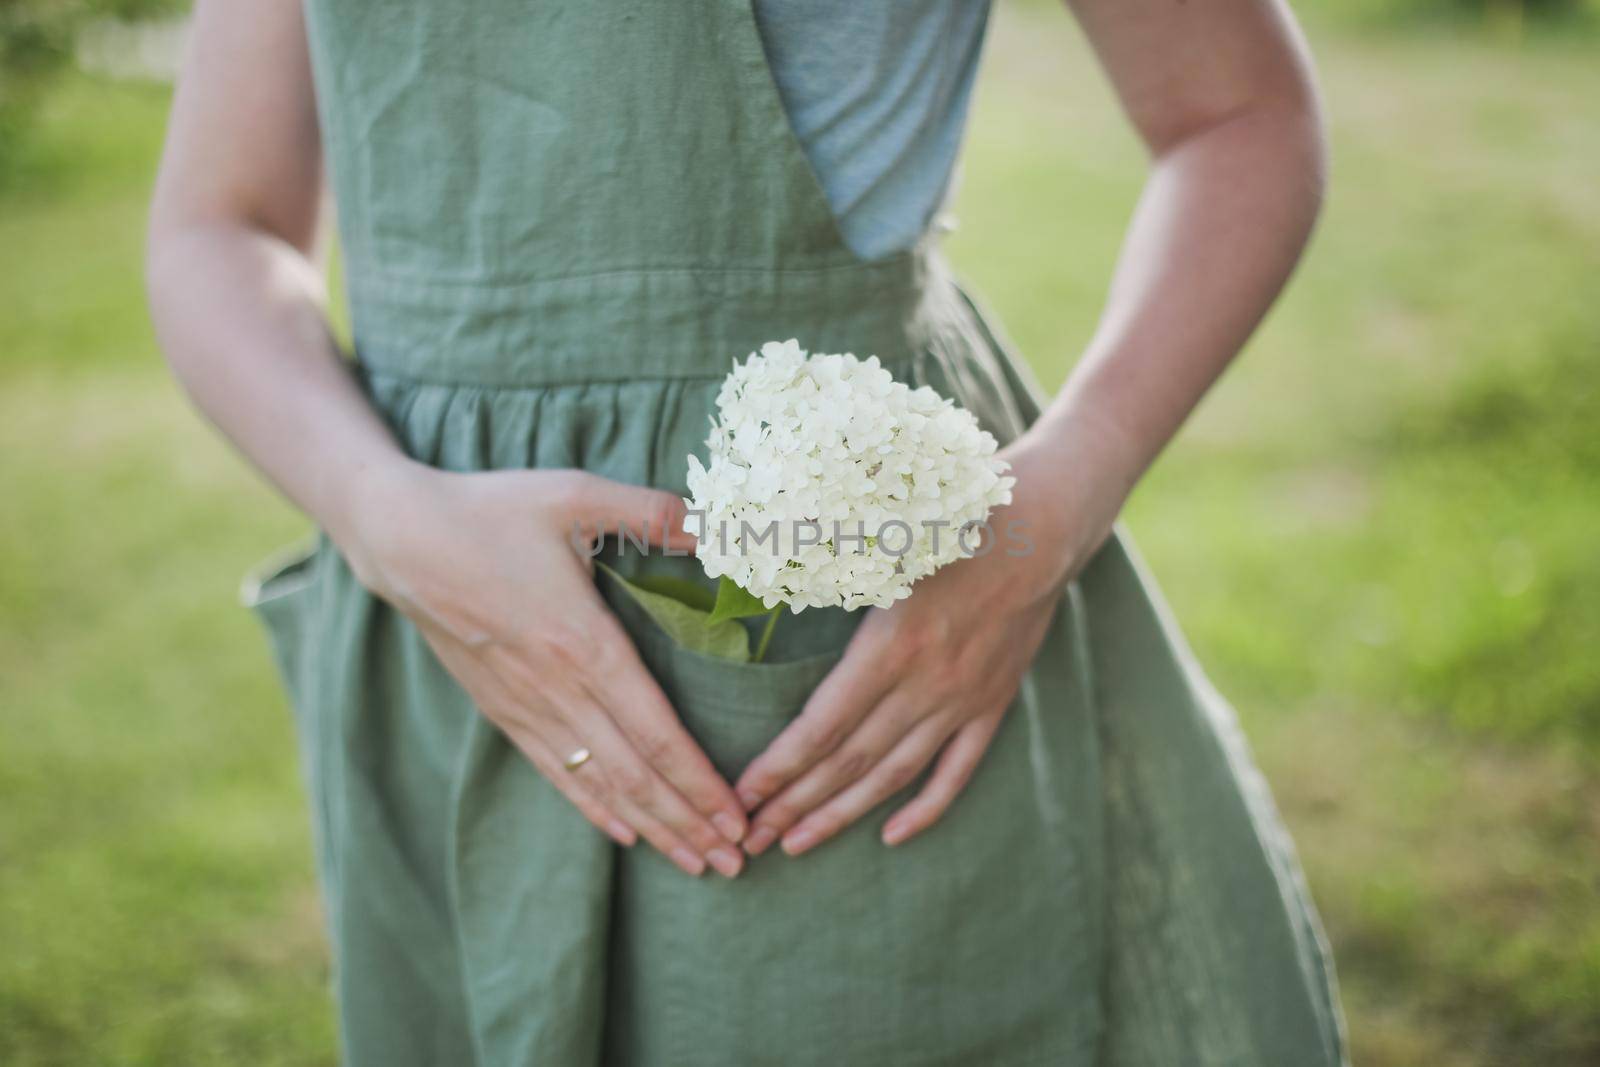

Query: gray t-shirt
[752,0,992,260]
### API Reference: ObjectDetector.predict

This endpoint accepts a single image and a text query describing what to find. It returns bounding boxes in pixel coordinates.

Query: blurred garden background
[2,0,1597,1063]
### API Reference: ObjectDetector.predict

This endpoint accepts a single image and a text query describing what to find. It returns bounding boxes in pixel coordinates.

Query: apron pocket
[241,536,346,892]
[597,565,844,778]
[240,536,323,719]
[602,601,1102,1065]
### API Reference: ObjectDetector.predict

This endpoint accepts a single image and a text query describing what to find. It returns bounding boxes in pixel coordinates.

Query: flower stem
[753,606,782,663]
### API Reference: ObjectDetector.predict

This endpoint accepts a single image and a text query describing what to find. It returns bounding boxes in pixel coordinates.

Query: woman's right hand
[337,460,748,879]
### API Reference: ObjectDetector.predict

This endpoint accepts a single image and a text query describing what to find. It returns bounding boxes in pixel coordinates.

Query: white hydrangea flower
[683,339,1016,612]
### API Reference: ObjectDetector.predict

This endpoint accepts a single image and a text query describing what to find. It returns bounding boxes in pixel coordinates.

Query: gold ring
[563,747,593,772]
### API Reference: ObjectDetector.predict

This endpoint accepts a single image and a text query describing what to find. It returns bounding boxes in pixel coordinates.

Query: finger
[425,625,720,874]
[779,714,952,857]
[582,613,749,846]
[742,689,928,857]
[506,723,638,848]
[424,594,740,876]
[577,767,708,876]
[424,630,639,849]
[734,623,901,812]
[538,709,721,877]
[555,695,745,879]
[569,760,711,878]
[586,767,744,879]
[881,713,1003,847]
[482,625,746,855]
[564,472,699,553]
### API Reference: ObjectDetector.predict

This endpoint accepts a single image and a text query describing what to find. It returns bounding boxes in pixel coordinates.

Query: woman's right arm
[146,0,748,878]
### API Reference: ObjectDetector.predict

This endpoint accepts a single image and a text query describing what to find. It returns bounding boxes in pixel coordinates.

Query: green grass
[2,7,1598,1064]
[0,77,332,1066]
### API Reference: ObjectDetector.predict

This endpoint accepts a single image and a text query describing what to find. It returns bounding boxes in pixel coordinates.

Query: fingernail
[882,818,909,847]
[608,819,637,846]
[671,847,706,876]
[712,811,746,844]
[781,827,817,856]
[737,788,762,811]
[707,846,744,879]
[743,824,777,856]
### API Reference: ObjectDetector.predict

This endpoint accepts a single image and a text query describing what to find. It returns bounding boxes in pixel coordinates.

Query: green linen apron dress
[243,2,1347,1064]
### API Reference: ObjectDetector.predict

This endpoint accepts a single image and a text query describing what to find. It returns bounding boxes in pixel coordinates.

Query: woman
[147,0,1344,1063]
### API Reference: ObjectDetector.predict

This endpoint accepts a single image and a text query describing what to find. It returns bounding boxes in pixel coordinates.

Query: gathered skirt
[246,280,1346,1066]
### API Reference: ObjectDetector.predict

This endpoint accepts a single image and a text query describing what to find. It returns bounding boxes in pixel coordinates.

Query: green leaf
[708,575,773,626]
[628,572,717,613]
[595,563,750,662]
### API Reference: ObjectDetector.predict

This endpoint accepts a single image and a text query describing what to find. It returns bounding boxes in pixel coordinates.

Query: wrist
[322,455,436,576]
[1008,415,1134,567]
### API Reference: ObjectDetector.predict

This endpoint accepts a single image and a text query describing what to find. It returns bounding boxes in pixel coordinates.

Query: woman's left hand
[734,431,1116,857]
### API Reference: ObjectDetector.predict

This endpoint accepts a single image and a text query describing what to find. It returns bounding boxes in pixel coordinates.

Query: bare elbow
[143,210,188,318]
[1286,82,1330,219]
[142,199,216,361]
[144,161,217,324]
[1163,84,1330,234]
[144,157,323,328]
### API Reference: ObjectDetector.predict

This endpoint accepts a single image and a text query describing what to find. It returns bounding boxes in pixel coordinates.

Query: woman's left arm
[736,0,1328,857]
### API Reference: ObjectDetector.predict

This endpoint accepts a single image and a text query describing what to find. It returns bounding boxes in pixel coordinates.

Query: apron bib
[246,2,1347,1063]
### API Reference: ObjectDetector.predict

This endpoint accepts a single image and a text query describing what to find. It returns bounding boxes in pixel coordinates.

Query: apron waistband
[350,253,939,388]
